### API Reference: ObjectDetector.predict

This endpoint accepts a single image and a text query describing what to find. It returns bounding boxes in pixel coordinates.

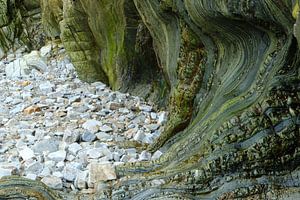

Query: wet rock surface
[0,42,166,192]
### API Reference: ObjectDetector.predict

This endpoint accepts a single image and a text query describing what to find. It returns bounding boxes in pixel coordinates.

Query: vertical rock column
[60,0,108,83]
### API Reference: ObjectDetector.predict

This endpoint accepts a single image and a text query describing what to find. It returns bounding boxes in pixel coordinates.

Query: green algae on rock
[0,0,300,199]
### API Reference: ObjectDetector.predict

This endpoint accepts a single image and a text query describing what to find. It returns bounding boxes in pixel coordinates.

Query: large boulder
[5,51,47,78]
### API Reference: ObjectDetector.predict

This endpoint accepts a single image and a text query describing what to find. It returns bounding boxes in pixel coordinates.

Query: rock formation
[1,0,300,199]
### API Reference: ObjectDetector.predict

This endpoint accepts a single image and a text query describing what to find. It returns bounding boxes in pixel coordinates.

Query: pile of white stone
[0,42,167,192]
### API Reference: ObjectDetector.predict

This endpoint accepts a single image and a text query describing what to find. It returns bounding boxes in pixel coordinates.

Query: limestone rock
[82,120,102,133]
[41,176,63,190]
[47,150,66,162]
[88,163,116,184]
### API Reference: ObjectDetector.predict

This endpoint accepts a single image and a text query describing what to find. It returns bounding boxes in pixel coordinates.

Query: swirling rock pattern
[1,0,300,199]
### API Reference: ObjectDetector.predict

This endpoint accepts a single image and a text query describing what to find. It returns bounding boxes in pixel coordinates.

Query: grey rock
[120,155,129,162]
[5,51,47,78]
[63,163,81,181]
[48,150,66,162]
[32,139,59,154]
[39,167,51,177]
[139,150,151,161]
[40,44,52,57]
[133,130,146,142]
[139,105,152,112]
[99,125,113,133]
[0,167,13,178]
[52,171,63,178]
[18,147,35,161]
[126,148,137,159]
[87,148,103,159]
[152,150,163,160]
[10,104,25,115]
[25,161,44,175]
[75,170,88,189]
[82,119,102,133]
[145,124,160,132]
[69,95,81,103]
[112,152,120,162]
[68,143,82,155]
[150,112,157,119]
[96,132,113,141]
[39,81,55,93]
[158,112,167,125]
[25,173,37,180]
[107,102,123,110]
[88,163,116,184]
[81,132,96,142]
[41,176,63,190]
[63,130,80,143]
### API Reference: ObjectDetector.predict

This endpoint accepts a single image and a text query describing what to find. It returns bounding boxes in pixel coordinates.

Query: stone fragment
[25,161,44,175]
[48,150,66,162]
[88,163,116,184]
[139,105,152,112]
[63,130,80,143]
[87,148,103,159]
[39,167,51,177]
[100,125,113,133]
[0,167,13,178]
[152,150,163,160]
[81,132,96,142]
[68,143,82,155]
[63,163,81,181]
[53,171,63,178]
[158,112,167,125]
[25,173,37,180]
[96,132,113,141]
[32,139,59,153]
[145,124,160,132]
[82,120,102,133]
[107,102,123,110]
[18,147,35,161]
[133,130,146,142]
[5,51,47,78]
[41,176,63,190]
[39,81,55,93]
[139,150,151,161]
[75,170,88,189]
[40,44,52,57]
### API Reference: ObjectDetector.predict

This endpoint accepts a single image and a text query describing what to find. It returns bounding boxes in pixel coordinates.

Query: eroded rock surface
[0,0,300,199]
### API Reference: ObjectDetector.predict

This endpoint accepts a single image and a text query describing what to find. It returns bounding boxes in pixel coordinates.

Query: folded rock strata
[0,0,300,199]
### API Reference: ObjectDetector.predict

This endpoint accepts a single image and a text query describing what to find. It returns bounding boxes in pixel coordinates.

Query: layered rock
[0,0,300,199]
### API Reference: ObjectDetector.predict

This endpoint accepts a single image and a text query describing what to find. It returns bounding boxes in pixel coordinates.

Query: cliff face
[1,0,300,199]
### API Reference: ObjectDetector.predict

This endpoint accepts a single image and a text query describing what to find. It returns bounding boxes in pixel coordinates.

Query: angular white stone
[19,147,35,161]
[152,150,163,160]
[0,168,12,178]
[139,150,151,161]
[41,176,63,190]
[133,130,146,142]
[5,51,47,78]
[88,163,116,184]
[40,44,52,57]
[25,173,37,180]
[100,125,113,133]
[68,143,82,155]
[75,170,88,189]
[82,120,102,133]
[158,112,167,125]
[48,150,66,162]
